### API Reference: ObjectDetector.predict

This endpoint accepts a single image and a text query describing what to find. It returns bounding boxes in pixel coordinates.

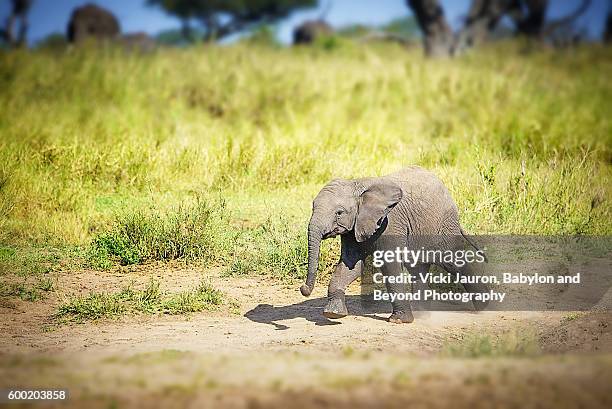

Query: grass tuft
[441,329,540,358]
[89,200,227,267]
[56,279,223,322]
[0,277,54,302]
[162,281,224,314]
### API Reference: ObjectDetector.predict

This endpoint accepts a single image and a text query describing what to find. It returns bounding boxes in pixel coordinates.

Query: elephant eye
[336,209,344,216]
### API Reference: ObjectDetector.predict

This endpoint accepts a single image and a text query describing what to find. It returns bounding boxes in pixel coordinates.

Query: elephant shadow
[244,295,394,330]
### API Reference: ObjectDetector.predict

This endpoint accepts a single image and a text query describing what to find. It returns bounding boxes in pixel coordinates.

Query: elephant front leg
[323,260,363,319]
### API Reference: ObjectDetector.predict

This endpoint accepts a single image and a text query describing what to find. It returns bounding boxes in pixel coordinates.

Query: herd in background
[66,4,156,51]
[1,0,611,56]
[0,0,335,50]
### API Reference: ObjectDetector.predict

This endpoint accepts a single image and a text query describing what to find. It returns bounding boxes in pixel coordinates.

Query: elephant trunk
[300,223,323,297]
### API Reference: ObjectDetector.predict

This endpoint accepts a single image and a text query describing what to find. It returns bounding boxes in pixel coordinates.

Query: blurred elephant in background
[300,166,488,324]
[293,20,333,44]
[67,4,120,43]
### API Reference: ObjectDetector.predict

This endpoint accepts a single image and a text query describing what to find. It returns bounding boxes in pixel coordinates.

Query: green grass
[89,199,229,266]
[85,200,337,281]
[562,312,582,322]
[0,246,65,276]
[0,42,610,282]
[56,279,223,321]
[222,218,338,281]
[113,350,195,365]
[441,329,540,358]
[0,277,54,301]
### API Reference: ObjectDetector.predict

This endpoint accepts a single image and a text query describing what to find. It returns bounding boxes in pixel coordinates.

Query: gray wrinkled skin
[301,166,488,324]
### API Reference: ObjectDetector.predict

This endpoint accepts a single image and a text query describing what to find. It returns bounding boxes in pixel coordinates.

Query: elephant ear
[354,181,402,242]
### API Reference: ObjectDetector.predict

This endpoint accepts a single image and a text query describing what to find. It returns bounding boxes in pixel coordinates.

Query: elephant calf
[300,166,487,324]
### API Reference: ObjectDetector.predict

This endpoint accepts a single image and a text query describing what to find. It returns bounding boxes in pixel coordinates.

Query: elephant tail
[460,228,488,263]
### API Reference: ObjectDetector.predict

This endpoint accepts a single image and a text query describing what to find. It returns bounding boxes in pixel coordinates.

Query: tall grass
[223,219,339,280]
[89,199,228,266]
[0,42,610,278]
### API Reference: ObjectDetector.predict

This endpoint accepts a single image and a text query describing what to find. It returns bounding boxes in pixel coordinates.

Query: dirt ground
[1,265,611,408]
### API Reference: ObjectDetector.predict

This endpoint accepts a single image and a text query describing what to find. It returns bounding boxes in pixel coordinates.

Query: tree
[406,0,454,57]
[605,6,612,43]
[1,0,33,47]
[407,0,592,57]
[454,0,514,52]
[147,0,318,42]
[535,0,591,43]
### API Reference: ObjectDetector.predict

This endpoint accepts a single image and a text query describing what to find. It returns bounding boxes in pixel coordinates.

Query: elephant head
[300,178,402,297]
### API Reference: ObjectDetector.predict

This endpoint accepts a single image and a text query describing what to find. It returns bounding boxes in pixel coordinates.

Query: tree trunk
[3,0,32,47]
[17,15,28,46]
[454,0,514,53]
[4,14,16,45]
[202,15,218,42]
[513,0,548,37]
[605,10,612,44]
[181,19,193,42]
[540,0,591,42]
[407,0,454,57]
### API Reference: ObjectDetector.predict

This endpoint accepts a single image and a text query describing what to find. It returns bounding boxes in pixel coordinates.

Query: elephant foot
[323,310,347,319]
[323,291,348,319]
[388,311,414,324]
[466,284,490,311]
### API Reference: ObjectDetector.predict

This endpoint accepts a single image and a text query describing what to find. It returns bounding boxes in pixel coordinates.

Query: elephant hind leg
[438,262,490,311]
[407,263,432,312]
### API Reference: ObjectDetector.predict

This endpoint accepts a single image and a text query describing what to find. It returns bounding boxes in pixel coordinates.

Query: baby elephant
[300,166,487,323]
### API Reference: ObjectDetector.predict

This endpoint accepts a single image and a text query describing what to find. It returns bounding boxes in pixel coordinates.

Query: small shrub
[57,279,223,322]
[89,199,226,266]
[227,257,250,276]
[0,277,54,302]
[162,281,223,314]
[92,233,141,265]
[0,246,61,276]
[36,277,54,292]
[441,329,540,358]
[86,245,114,270]
[57,292,125,320]
[0,282,39,301]
[562,312,582,322]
